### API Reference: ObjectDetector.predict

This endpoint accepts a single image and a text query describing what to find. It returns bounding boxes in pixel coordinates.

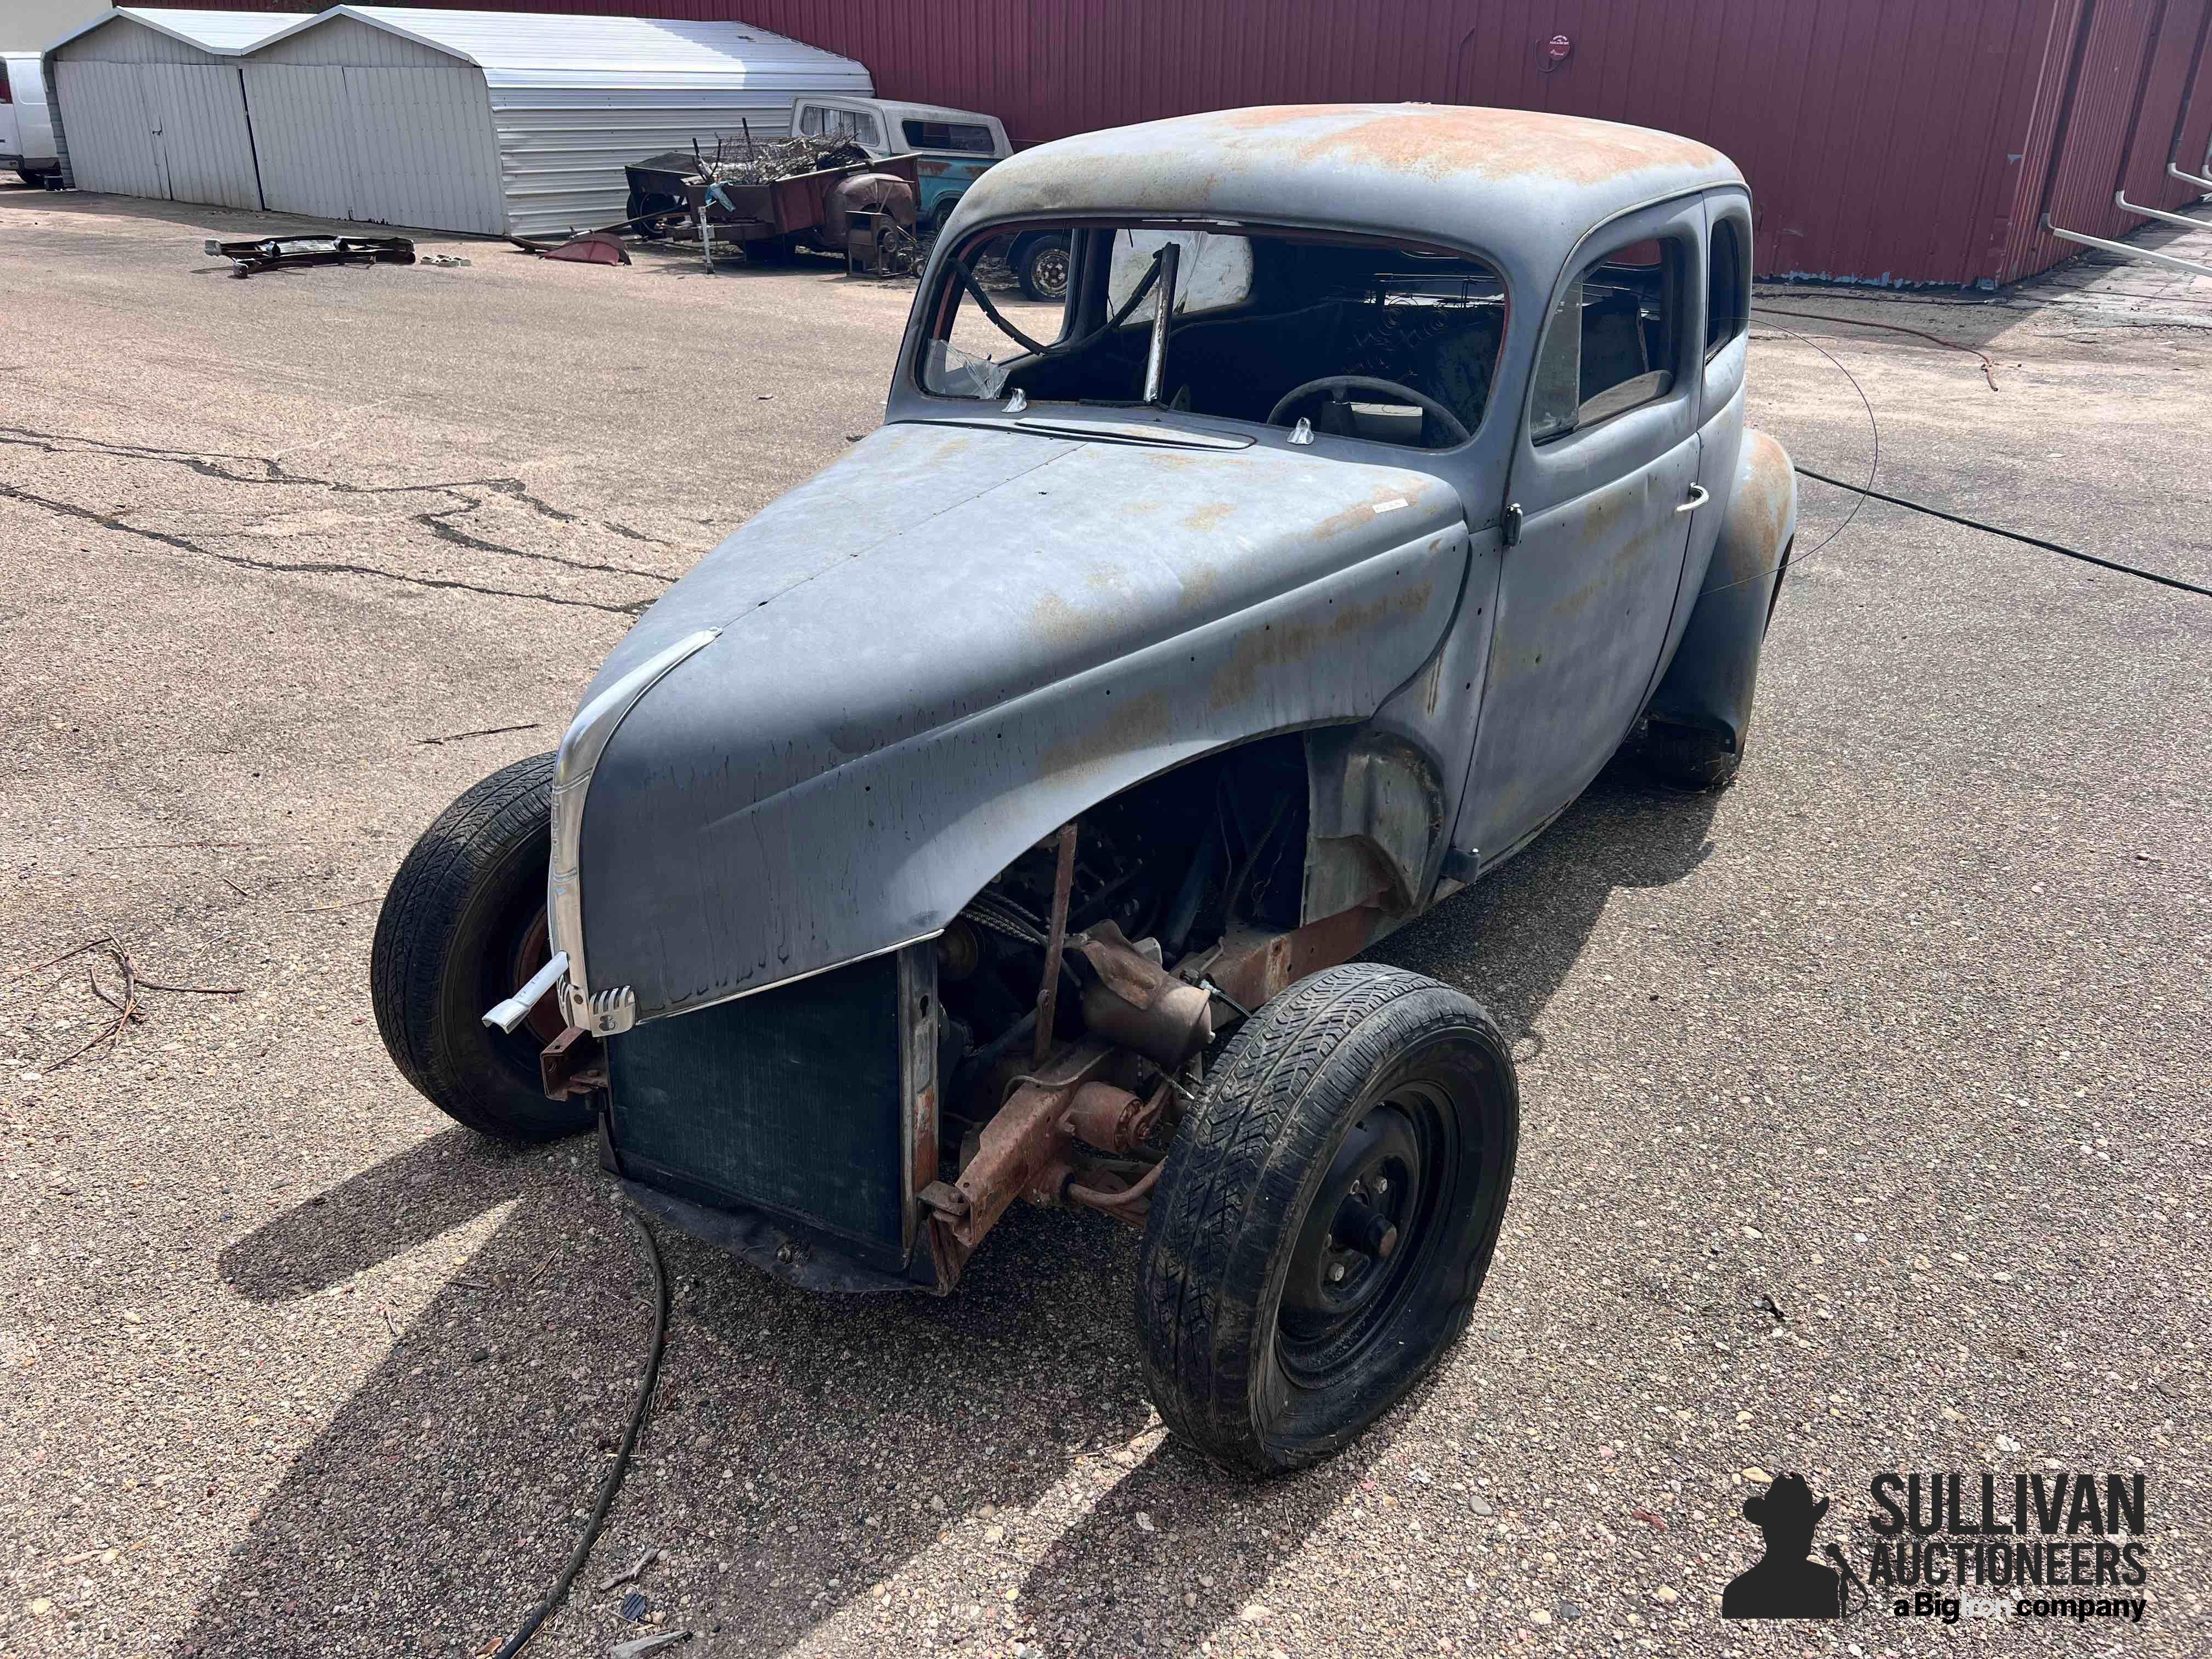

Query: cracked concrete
[3,183,2210,1659]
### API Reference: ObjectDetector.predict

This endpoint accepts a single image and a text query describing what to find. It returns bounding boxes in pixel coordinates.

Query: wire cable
[1751,320,1880,564]
[1754,306,2001,389]
[1793,466,2212,599]
[488,1206,670,1659]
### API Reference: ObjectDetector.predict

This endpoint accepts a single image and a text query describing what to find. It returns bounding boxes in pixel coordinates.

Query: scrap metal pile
[696,133,871,185]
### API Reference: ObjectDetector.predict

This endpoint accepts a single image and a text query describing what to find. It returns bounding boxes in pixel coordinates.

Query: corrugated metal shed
[44,9,307,207]
[197,0,2211,286]
[238,6,871,234]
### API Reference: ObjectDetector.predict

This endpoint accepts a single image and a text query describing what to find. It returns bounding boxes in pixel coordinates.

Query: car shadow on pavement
[1375,756,1726,1045]
[185,1130,1200,1657]
[176,758,1718,1658]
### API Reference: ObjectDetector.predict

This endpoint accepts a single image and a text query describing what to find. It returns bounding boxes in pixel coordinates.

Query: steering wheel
[1266,375,1471,446]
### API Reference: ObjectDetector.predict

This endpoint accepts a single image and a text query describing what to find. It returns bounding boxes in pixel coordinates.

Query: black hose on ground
[487,1206,669,1659]
[1794,466,2212,600]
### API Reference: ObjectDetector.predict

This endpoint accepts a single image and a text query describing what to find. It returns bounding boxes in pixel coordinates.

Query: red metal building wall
[207,0,2212,286]
[1994,0,2212,280]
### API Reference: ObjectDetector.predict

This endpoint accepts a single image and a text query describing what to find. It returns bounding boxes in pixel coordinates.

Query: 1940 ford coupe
[373,104,1795,1473]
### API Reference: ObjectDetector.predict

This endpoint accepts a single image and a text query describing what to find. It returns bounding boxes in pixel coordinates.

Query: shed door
[137,63,261,210]
[1456,198,1705,867]
[242,64,356,221]
[338,66,504,234]
[53,60,165,196]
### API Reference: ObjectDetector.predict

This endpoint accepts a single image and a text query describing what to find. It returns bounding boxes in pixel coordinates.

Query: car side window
[796,105,823,137]
[1706,216,1748,358]
[1529,236,1680,444]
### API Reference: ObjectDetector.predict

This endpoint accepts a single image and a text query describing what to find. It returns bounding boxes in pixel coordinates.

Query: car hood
[574,419,1470,1020]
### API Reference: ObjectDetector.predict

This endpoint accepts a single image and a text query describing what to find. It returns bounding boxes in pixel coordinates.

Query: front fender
[1643,428,1796,749]
[583,526,1467,1022]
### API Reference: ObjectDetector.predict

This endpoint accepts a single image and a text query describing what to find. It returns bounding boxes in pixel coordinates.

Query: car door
[1454,197,1706,868]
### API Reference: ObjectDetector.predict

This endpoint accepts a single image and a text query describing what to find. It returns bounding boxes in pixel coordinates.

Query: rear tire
[1015,233,1070,301]
[370,753,592,1142]
[1630,717,1743,789]
[1137,964,1517,1474]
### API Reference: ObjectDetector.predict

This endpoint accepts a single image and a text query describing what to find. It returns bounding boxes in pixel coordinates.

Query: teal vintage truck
[789,95,1046,259]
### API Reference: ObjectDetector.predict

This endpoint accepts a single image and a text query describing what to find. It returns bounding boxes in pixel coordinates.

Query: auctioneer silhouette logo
[1721,1468,2151,1625]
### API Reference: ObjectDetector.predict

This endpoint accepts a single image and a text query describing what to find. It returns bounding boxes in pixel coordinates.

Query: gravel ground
[1,185,2207,1659]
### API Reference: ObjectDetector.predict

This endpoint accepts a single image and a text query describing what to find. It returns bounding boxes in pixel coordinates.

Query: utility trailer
[623,149,921,269]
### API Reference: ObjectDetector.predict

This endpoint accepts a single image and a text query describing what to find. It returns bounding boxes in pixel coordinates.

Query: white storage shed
[239,7,874,236]
[43,9,308,209]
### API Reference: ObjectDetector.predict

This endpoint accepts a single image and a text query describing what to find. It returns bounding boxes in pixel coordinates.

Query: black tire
[1137,963,1518,1474]
[1015,233,1070,302]
[370,753,592,1142]
[1632,718,1743,789]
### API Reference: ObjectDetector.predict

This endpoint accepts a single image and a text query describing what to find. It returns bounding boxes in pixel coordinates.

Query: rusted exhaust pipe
[1074,920,1214,1070]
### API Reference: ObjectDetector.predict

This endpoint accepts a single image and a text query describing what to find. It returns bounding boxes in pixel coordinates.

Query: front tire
[370,753,592,1142]
[1137,964,1518,1474]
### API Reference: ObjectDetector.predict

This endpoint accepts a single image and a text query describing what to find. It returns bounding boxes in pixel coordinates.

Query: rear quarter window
[1706,216,1750,356]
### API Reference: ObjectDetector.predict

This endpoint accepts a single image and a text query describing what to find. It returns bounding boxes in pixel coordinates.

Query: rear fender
[1643,428,1796,750]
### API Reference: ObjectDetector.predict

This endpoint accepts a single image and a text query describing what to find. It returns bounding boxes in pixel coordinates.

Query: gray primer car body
[558,104,1797,1032]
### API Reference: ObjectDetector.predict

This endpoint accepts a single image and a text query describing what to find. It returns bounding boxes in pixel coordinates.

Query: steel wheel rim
[1032,246,1070,297]
[1275,1077,1459,1385]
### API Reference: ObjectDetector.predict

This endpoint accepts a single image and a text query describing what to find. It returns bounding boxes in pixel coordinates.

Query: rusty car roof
[946,103,1741,270]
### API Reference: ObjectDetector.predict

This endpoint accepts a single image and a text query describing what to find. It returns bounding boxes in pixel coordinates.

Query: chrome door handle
[1675,484,1711,514]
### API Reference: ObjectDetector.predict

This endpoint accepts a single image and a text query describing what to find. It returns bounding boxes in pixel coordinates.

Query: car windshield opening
[919,223,1505,450]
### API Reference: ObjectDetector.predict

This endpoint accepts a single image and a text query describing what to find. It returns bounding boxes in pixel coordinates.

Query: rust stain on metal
[1207,105,1725,187]
[1729,432,1793,563]
[1062,1079,1158,1155]
[1035,687,1177,780]
[538,1025,607,1100]
[911,1084,939,1207]
[1201,898,1386,1011]
[1026,591,1093,652]
[1073,920,1214,1067]
[950,1040,1114,1248]
[1205,580,1436,712]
